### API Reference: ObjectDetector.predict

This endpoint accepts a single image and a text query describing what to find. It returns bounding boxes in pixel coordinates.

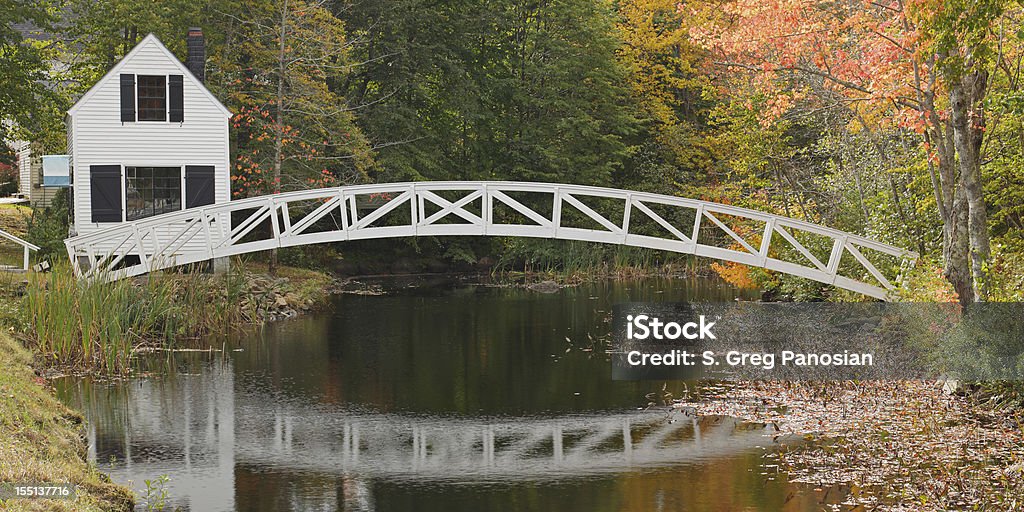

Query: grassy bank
[16,260,334,374]
[0,331,134,511]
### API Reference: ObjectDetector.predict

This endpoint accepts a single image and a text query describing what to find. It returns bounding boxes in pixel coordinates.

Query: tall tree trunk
[922,83,976,306]
[943,185,973,304]
[950,70,991,301]
[270,0,289,275]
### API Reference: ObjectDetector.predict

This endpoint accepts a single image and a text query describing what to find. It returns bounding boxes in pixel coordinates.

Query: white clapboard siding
[68,34,230,257]
[16,141,32,197]
[65,115,73,183]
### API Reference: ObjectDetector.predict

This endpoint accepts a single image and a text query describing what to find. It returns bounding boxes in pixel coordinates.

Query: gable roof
[67,33,231,117]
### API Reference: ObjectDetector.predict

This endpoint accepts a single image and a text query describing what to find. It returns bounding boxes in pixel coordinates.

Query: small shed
[7,141,65,208]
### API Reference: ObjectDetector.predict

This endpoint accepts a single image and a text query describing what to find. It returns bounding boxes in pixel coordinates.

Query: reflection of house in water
[62,356,780,511]
[77,360,235,511]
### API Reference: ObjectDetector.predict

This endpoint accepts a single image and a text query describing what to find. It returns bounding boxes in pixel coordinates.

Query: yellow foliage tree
[615,0,715,182]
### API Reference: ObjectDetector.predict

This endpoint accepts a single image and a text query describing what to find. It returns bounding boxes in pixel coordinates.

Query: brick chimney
[186,27,205,83]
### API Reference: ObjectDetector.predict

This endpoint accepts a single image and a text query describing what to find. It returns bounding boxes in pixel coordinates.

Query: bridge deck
[64,181,917,299]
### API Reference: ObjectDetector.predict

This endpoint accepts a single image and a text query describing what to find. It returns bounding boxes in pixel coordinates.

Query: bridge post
[827,236,847,284]
[335,190,349,235]
[621,194,632,244]
[692,417,702,450]
[552,187,562,237]
[347,193,359,228]
[759,217,775,266]
[131,225,151,273]
[483,184,492,234]
[279,202,292,236]
[553,426,563,463]
[410,183,420,233]
[692,204,704,243]
[269,199,282,244]
[622,419,632,460]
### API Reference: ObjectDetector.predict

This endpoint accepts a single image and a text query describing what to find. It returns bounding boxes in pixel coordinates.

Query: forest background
[3,0,1024,305]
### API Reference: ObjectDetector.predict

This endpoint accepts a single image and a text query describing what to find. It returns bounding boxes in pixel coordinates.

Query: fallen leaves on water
[676,381,1024,510]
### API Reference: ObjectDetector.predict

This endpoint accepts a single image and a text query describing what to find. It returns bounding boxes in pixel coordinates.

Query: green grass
[18,259,333,374]
[20,262,259,373]
[0,203,32,268]
[0,332,134,511]
[0,203,31,237]
[492,239,701,282]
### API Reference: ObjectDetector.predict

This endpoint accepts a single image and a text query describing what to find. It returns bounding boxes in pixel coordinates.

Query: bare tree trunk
[943,185,973,304]
[270,0,289,275]
[950,70,991,301]
[912,54,976,306]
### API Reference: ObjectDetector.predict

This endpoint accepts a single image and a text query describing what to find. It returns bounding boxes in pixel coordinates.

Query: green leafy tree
[342,0,639,185]
[614,0,716,194]
[209,0,372,196]
[0,0,60,143]
[64,0,204,82]
[207,0,373,270]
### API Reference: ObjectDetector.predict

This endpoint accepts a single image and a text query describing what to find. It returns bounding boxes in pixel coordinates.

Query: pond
[55,276,844,511]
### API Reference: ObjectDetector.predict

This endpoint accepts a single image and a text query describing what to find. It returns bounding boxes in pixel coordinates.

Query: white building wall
[16,141,31,198]
[69,36,230,256]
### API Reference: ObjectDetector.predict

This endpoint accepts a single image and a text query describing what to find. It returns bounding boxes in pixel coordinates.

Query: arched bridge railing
[64,181,918,299]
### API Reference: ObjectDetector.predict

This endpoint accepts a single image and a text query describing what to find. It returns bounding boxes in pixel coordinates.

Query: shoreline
[0,332,134,511]
[18,261,338,376]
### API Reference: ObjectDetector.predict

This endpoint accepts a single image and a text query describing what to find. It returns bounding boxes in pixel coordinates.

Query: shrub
[26,188,70,261]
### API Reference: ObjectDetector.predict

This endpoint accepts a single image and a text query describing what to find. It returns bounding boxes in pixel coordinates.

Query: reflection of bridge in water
[235,409,776,481]
[73,360,780,511]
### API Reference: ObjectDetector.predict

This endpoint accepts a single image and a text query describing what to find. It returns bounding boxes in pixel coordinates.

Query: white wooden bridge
[64,181,917,299]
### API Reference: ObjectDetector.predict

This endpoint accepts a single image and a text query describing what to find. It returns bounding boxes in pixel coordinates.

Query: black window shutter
[90,165,122,222]
[185,166,216,208]
[119,74,135,122]
[169,75,184,122]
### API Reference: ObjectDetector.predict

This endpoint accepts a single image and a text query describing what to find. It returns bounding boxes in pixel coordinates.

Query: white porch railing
[0,228,40,271]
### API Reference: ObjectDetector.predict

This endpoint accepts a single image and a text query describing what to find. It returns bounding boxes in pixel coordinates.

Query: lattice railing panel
[65,181,918,299]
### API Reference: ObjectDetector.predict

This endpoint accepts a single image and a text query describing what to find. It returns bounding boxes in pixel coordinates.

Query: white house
[11,141,67,207]
[67,30,230,249]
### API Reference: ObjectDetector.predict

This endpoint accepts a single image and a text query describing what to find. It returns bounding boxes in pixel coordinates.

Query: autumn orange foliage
[686,0,936,132]
[710,261,758,289]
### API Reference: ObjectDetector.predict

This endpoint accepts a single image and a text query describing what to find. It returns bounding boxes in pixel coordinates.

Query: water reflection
[56,277,838,511]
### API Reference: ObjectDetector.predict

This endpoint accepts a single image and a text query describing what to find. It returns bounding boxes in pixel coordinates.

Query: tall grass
[493,239,701,280]
[21,261,258,373]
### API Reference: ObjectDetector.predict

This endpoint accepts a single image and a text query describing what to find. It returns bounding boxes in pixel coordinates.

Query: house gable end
[67,34,231,119]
